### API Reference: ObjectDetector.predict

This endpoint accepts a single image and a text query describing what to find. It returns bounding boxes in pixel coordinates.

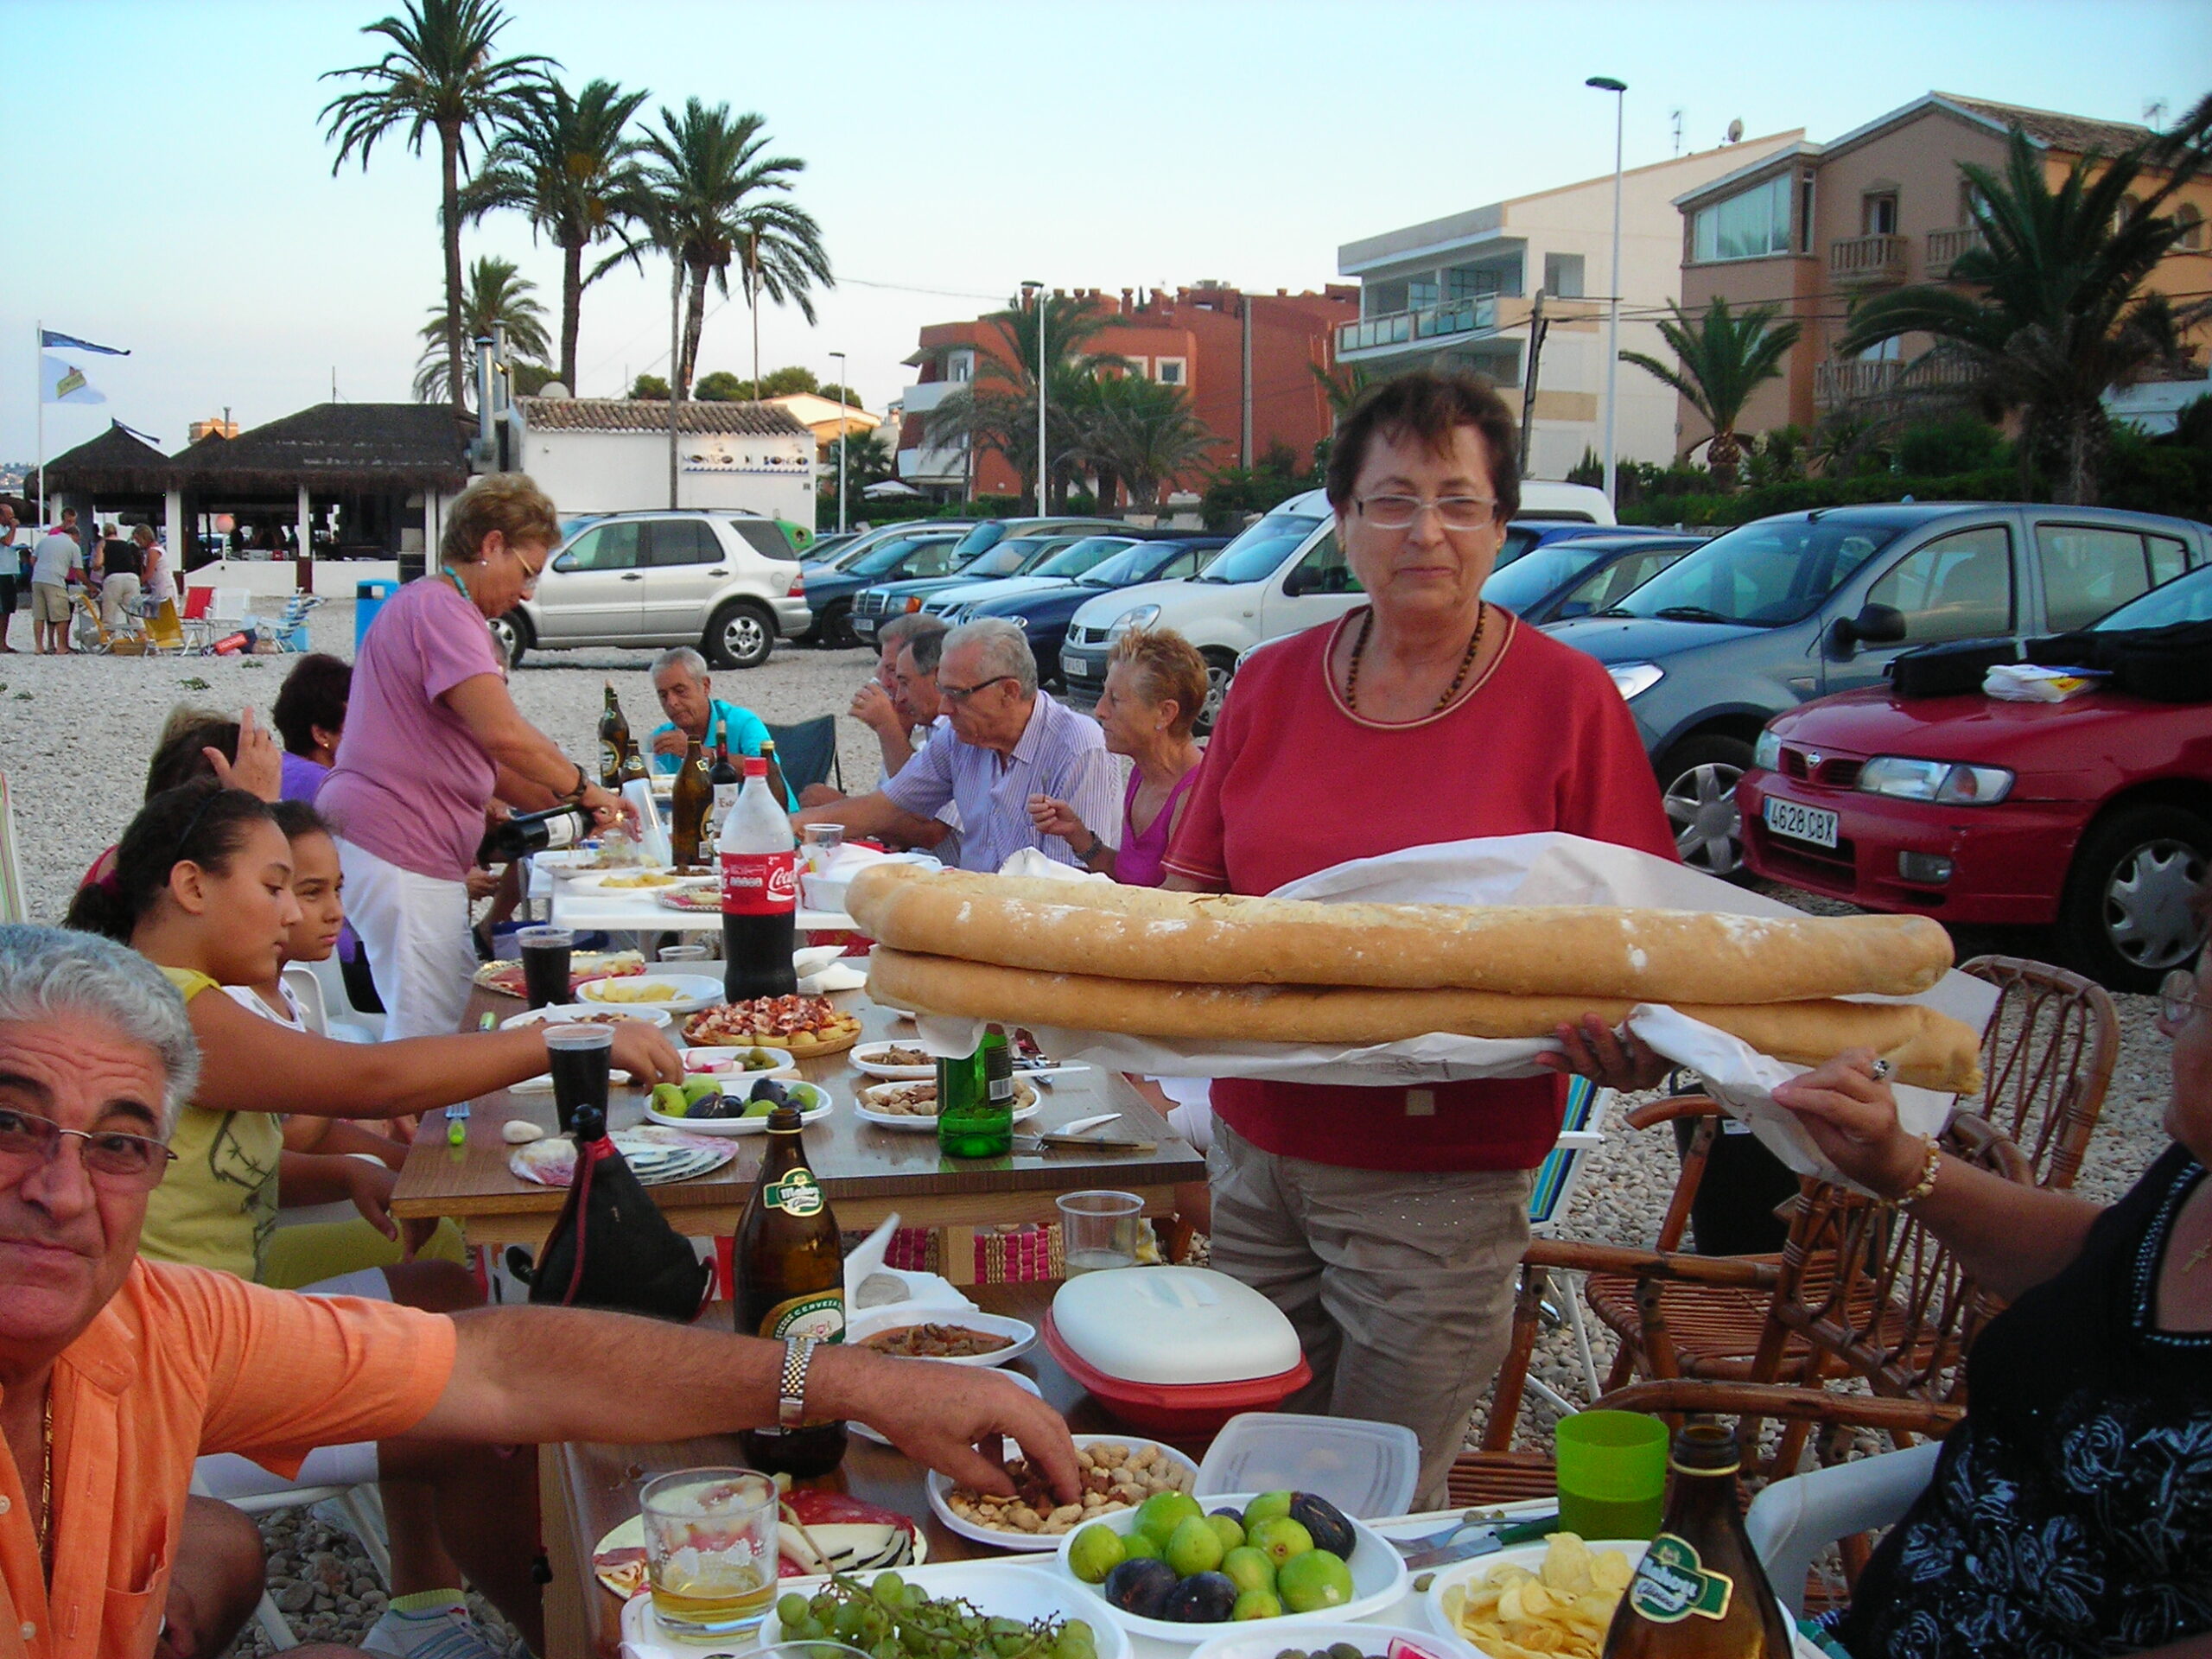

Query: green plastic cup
[1554,1409,1669,1540]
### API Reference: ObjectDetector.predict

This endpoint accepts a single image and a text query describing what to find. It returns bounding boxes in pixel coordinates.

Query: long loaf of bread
[847,864,1954,1003]
[868,948,1985,1094]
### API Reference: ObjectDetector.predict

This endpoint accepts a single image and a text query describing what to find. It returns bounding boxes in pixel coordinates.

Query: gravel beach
[0,598,2179,1652]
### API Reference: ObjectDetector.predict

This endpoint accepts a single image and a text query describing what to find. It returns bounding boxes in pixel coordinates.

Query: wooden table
[548,1283,1181,1659]
[391,989,1206,1275]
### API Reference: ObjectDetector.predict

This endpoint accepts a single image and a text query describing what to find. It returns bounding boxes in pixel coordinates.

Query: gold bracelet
[1890,1135,1942,1208]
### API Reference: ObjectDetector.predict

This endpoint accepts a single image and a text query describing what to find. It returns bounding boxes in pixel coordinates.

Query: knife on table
[1401,1514,1560,1571]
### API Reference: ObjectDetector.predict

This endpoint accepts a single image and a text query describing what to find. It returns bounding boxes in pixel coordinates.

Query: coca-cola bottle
[719,756,799,1002]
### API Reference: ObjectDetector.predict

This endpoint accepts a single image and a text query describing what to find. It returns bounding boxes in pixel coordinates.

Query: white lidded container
[1194,1411,1421,1519]
[1043,1267,1310,1434]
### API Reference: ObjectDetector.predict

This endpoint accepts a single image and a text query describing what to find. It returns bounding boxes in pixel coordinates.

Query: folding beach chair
[67,588,114,653]
[766,715,844,795]
[179,586,217,652]
[144,598,188,653]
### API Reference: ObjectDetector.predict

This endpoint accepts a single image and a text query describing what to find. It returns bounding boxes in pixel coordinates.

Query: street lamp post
[1586,75,1627,511]
[830,349,849,535]
[1021,278,1046,512]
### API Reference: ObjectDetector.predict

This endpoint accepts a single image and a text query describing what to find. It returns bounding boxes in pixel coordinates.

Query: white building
[501,397,817,524]
[1335,131,1802,480]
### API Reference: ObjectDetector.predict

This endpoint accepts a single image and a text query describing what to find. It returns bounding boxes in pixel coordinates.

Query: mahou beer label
[764,1168,825,1217]
[1625,1533,1734,1623]
[757,1288,845,1343]
[721,849,798,914]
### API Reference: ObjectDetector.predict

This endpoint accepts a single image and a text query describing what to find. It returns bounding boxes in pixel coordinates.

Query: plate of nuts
[929,1433,1199,1553]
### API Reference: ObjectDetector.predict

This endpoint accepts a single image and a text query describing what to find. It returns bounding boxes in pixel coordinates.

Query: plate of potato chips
[1425,1534,1641,1659]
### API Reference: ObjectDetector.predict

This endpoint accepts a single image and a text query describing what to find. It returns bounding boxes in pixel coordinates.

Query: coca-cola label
[721,849,798,914]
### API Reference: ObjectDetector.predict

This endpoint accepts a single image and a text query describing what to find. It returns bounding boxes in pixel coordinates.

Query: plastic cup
[1058,1190,1144,1274]
[518,925,574,1009]
[658,944,709,963]
[1554,1408,1669,1540]
[639,1467,779,1640]
[801,823,844,875]
[543,1023,613,1133]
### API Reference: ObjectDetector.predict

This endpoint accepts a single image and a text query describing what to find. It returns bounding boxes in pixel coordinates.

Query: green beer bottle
[937,1024,1014,1158]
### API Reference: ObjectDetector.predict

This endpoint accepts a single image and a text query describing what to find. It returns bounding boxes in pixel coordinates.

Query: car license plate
[850,615,876,640]
[1064,656,1102,685]
[1763,796,1839,850]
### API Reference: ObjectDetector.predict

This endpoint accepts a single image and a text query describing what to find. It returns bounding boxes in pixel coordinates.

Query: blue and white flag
[39,328,128,356]
[41,354,107,404]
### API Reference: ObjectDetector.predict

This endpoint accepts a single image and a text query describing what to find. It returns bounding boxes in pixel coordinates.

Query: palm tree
[1311,360,1375,422]
[461,76,651,391]
[1077,377,1219,508]
[1620,297,1802,489]
[1837,100,2212,505]
[632,99,831,398]
[413,256,550,405]
[923,291,1128,508]
[321,0,551,417]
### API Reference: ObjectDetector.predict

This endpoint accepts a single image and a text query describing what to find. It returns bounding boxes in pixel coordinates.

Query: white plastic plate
[847,1307,1038,1367]
[576,973,723,1014]
[926,1433,1198,1554]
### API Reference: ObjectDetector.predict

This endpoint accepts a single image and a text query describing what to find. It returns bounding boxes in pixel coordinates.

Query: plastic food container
[1195,1411,1421,1520]
[1044,1267,1310,1435]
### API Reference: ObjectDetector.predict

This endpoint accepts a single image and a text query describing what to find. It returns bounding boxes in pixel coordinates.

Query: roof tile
[514,397,810,437]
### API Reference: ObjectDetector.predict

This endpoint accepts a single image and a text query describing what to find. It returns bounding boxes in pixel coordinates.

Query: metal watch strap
[777,1336,817,1428]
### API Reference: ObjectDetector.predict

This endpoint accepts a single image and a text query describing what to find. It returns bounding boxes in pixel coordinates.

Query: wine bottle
[477,802,594,867]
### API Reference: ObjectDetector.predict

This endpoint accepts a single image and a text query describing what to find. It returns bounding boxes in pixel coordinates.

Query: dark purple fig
[1288,1492,1356,1560]
[748,1077,791,1106]
[1103,1558,1179,1620]
[1162,1571,1238,1623]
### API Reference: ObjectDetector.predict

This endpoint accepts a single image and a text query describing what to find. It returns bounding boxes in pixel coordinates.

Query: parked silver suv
[496,511,811,670]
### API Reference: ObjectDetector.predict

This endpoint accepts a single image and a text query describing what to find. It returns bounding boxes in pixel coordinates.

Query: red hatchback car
[1739,565,2212,990]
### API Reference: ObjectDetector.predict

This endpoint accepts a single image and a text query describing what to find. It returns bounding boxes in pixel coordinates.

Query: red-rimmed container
[1042,1266,1310,1435]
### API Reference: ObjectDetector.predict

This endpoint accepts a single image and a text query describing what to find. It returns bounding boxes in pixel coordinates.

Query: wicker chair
[1957,954,2118,1189]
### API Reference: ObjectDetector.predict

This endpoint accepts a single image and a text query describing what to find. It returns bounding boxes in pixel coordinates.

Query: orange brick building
[894,283,1358,503]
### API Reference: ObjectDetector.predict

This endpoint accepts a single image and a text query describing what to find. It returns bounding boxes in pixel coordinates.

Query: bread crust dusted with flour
[847,863,1953,1003]
[867,947,1984,1094]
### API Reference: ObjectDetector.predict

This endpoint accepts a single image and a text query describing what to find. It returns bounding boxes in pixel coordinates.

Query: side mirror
[1282,566,1316,598]
[1853,602,1907,645]
[551,551,575,574]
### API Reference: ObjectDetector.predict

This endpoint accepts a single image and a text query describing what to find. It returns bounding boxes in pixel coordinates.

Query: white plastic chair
[190,1467,391,1650]
[297,952,384,1042]
[1745,1439,1944,1618]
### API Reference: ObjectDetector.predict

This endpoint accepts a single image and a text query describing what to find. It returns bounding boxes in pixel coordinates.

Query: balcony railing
[1338,294,1497,357]
[1926,226,1986,278]
[1829,232,1910,284]
[1814,354,1980,409]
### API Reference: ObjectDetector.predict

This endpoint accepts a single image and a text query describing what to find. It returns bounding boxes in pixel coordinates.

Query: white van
[1058,482,1613,728]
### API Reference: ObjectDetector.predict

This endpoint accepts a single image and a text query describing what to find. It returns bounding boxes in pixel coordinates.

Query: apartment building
[1332,132,1802,480]
[1673,93,2212,448]
[894,283,1357,502]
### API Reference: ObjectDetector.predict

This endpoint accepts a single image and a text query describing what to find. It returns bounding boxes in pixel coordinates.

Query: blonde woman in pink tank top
[1028,627,1209,886]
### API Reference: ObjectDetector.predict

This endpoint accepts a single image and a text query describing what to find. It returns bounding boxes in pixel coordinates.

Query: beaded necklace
[1344,604,1487,718]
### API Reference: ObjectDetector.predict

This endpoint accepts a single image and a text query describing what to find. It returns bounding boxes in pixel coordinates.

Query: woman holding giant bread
[320,474,628,1039]
[1158,370,1677,1507]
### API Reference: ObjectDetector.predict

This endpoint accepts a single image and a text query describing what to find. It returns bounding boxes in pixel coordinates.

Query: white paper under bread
[907,833,1995,1192]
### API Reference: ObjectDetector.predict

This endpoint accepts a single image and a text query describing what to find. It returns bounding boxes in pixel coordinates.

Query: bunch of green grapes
[773,1571,1099,1659]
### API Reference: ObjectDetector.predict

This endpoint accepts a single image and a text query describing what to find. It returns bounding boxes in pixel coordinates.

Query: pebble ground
[0,599,2177,1652]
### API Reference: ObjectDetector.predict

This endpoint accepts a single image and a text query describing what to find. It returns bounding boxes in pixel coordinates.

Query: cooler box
[1043,1265,1309,1436]
[354,580,398,653]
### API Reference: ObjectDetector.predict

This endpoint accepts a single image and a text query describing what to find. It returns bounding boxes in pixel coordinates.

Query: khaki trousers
[1207,1119,1531,1510]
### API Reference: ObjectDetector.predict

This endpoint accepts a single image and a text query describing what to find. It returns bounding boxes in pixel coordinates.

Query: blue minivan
[1542,502,2211,874]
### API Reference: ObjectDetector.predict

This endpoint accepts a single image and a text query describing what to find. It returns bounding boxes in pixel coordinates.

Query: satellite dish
[538,381,572,400]
[1726,118,1745,143]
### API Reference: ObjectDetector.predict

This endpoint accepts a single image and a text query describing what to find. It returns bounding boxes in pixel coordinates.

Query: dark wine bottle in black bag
[528,1104,713,1321]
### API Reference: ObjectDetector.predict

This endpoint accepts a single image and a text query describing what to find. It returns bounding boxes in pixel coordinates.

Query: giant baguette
[868,947,1985,1094]
[847,864,1954,1003]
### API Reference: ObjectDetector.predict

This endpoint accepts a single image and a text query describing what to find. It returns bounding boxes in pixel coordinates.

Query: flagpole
[35,320,45,527]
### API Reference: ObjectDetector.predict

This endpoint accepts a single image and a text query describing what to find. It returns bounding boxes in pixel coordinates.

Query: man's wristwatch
[777,1336,818,1428]
[1082,833,1108,863]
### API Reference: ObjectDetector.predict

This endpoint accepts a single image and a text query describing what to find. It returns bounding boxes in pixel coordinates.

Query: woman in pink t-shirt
[1159,370,1677,1509]
[319,475,626,1039]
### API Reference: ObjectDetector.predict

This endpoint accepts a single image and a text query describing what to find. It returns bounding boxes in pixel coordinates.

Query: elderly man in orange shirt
[0,925,1079,1659]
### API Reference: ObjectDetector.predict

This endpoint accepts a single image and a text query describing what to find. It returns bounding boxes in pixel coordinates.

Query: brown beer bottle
[734,1102,849,1478]
[597,683,630,789]
[759,739,792,811]
[670,734,711,868]
[1603,1421,1792,1657]
[620,733,651,788]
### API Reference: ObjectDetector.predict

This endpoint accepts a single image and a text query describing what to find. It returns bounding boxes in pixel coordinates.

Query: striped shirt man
[881,692,1119,872]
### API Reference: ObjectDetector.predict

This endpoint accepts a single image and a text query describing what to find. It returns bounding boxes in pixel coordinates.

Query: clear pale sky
[3,0,2204,465]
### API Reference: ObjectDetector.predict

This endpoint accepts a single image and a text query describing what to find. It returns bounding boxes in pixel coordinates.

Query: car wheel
[1658,734,1755,878]
[814,600,855,650]
[488,609,531,668]
[2056,803,2210,992]
[704,601,774,671]
[1194,651,1237,736]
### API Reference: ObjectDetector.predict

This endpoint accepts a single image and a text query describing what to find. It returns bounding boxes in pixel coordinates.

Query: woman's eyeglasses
[2158,969,2211,1032]
[0,1105,175,1189]
[1354,494,1498,532]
